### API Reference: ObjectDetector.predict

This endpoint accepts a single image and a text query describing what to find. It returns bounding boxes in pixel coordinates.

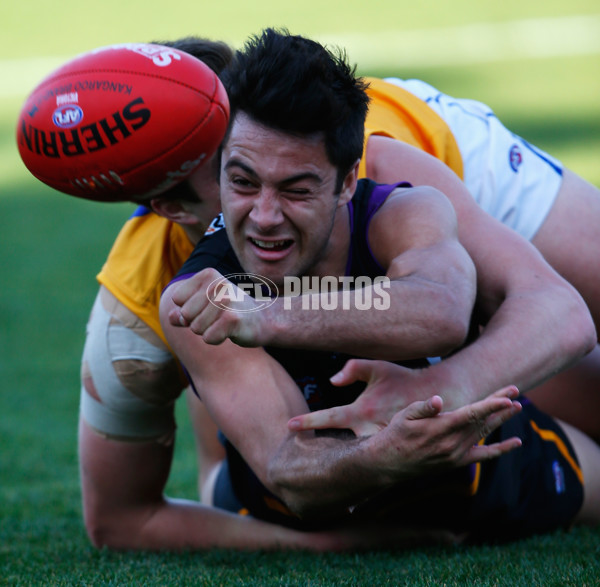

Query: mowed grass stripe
[2,14,600,99]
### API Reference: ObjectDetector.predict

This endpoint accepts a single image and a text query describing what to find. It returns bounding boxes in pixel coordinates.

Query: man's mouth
[250,237,293,252]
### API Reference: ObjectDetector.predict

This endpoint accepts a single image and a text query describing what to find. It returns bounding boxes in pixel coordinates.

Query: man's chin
[240,255,298,286]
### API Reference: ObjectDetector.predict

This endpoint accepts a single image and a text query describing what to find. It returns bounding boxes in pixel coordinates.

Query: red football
[16,43,230,202]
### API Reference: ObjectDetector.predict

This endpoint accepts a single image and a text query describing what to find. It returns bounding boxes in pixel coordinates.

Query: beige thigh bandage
[80,286,186,442]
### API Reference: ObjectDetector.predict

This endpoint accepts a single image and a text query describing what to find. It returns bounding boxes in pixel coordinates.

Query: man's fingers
[167,288,210,328]
[166,269,236,332]
[188,299,223,336]
[455,389,520,428]
[288,406,352,431]
[170,270,213,305]
[330,359,380,387]
[167,306,188,327]
[464,436,522,465]
[287,408,380,436]
[403,395,444,422]
[480,401,522,437]
[489,385,520,400]
[169,269,223,316]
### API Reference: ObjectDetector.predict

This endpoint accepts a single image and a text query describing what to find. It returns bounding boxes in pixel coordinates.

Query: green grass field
[1,1,600,584]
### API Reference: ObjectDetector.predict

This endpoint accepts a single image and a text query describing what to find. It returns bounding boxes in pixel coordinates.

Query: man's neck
[307,203,352,280]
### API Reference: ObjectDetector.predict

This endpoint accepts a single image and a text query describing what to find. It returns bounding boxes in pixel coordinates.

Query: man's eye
[232,177,254,188]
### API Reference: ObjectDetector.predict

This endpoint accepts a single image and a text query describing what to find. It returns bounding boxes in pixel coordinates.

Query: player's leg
[559,419,600,525]
[527,346,600,442]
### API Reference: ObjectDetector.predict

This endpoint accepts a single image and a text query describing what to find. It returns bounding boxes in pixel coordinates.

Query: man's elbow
[267,466,354,522]
[424,290,473,357]
[83,502,148,551]
[84,509,128,550]
[266,468,313,520]
[561,288,597,359]
[266,459,344,521]
[272,484,343,521]
[84,511,121,550]
[436,313,471,357]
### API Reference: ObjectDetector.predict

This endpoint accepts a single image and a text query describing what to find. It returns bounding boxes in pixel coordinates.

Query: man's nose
[249,189,284,230]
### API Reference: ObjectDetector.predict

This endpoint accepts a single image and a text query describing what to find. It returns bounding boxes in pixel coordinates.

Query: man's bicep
[369,187,465,271]
[371,189,476,313]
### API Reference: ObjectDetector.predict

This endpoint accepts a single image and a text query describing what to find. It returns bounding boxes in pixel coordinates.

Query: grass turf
[2,150,600,587]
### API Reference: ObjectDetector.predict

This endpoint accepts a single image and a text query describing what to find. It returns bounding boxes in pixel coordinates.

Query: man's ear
[150,197,198,225]
[337,159,360,207]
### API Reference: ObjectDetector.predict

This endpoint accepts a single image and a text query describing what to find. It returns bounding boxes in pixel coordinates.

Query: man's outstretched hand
[288,359,523,472]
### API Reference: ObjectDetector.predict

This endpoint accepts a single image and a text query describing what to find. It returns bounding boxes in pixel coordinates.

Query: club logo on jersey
[296,376,321,405]
[52,104,83,129]
[204,213,226,235]
[552,460,566,494]
[509,144,523,172]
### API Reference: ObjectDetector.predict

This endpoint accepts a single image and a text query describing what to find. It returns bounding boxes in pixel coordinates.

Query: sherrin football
[16,43,230,202]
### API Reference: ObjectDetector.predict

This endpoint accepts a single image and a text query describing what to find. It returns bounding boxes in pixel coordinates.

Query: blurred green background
[1,1,599,584]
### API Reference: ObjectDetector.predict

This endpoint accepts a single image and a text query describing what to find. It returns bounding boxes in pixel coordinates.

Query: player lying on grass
[80,32,598,549]
[160,29,600,540]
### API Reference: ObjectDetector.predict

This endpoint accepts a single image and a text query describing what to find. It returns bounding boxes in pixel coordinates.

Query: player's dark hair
[138,37,234,205]
[151,36,234,77]
[221,28,369,193]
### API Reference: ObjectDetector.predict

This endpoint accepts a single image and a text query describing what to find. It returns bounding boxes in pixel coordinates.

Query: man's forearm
[263,276,473,361]
[425,285,596,410]
[118,497,343,551]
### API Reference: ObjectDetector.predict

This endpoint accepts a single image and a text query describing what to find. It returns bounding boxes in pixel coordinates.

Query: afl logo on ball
[52,105,84,129]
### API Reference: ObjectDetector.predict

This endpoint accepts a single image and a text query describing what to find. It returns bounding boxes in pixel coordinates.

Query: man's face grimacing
[220,112,357,286]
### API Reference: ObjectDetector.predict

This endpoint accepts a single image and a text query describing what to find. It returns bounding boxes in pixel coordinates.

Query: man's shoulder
[352,179,412,223]
[175,216,242,280]
[99,208,192,323]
